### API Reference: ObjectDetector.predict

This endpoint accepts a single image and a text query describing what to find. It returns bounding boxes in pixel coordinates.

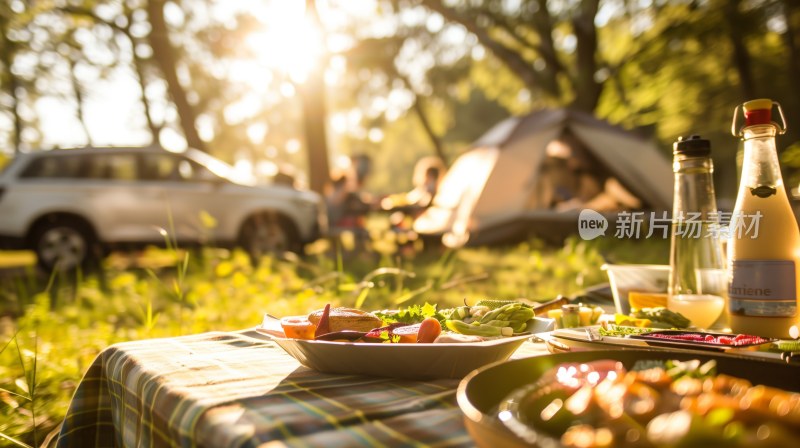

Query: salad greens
[374,302,448,326]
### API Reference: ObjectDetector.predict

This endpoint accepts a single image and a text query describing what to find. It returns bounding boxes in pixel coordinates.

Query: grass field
[0,234,668,447]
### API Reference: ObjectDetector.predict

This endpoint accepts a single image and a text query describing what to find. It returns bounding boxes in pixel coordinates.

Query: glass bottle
[668,135,727,329]
[727,98,800,339]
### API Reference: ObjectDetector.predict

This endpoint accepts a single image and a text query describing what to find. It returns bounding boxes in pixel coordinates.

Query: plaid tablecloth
[55,331,549,448]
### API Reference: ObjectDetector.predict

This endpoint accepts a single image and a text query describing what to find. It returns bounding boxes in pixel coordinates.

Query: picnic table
[55,330,550,448]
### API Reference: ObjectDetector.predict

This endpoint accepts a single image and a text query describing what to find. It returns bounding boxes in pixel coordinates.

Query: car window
[19,154,85,179]
[140,153,213,182]
[140,153,181,180]
[93,154,137,180]
[18,152,139,181]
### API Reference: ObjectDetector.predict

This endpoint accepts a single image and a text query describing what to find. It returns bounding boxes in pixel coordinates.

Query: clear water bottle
[668,135,727,329]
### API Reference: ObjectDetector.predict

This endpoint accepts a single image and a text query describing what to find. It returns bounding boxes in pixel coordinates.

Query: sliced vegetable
[547,303,604,329]
[598,324,653,337]
[614,313,652,328]
[392,324,422,343]
[363,322,413,341]
[314,304,331,338]
[417,317,442,343]
[628,291,669,310]
[631,307,691,329]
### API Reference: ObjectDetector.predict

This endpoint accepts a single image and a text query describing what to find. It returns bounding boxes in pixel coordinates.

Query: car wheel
[32,219,96,272]
[240,214,299,264]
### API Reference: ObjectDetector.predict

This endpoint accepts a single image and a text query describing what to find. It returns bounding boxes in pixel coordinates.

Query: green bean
[508,308,534,322]
[483,320,511,327]
[512,321,528,333]
[445,319,503,336]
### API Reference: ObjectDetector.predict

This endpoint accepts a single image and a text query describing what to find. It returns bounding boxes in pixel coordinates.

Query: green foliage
[781,141,800,189]
[4,0,799,198]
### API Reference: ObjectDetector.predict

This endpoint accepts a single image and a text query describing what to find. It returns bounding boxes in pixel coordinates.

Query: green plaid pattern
[56,331,548,447]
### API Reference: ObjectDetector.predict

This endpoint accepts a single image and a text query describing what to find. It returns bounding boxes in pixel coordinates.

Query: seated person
[325,169,373,230]
[381,156,446,215]
[556,176,642,212]
[539,135,641,212]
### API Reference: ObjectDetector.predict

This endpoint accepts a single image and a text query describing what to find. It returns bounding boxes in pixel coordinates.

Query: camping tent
[413,108,673,247]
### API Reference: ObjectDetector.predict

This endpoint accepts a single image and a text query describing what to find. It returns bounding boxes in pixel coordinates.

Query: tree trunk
[782,0,800,144]
[302,0,330,194]
[7,74,22,154]
[125,22,161,144]
[530,0,563,98]
[145,0,206,152]
[570,0,602,112]
[68,58,93,146]
[724,0,756,100]
[1,31,22,153]
[410,96,447,165]
[0,15,22,154]
[398,74,447,165]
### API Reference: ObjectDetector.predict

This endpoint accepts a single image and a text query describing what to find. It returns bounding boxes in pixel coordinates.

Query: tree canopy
[0,0,798,196]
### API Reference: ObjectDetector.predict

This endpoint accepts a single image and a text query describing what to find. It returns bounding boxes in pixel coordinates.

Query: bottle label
[749,185,777,198]
[728,260,797,317]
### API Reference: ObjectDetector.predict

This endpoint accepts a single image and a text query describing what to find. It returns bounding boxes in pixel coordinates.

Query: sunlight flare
[245,3,325,84]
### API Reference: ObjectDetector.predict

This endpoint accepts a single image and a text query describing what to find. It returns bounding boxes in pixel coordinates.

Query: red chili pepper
[314,304,331,338]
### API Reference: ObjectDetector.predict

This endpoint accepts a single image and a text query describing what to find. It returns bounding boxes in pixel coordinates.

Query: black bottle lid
[673,135,711,157]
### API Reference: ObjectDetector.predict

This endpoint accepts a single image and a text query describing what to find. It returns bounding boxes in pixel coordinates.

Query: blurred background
[3,2,800,445]
[1,0,799,201]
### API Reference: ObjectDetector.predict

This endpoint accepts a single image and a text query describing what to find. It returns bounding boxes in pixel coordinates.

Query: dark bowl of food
[457,349,800,447]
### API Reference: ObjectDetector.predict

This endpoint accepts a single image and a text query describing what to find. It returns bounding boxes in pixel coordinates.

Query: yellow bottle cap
[743,98,772,112]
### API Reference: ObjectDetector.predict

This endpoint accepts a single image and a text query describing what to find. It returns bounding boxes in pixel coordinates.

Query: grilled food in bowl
[457,349,800,447]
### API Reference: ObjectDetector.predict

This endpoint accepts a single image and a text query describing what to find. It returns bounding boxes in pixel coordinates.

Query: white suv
[0,147,326,270]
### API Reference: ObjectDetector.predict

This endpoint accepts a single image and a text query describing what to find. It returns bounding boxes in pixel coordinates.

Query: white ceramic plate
[257,317,554,379]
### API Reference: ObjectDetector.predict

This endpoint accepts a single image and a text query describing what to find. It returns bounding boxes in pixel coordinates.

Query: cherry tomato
[416,317,442,343]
